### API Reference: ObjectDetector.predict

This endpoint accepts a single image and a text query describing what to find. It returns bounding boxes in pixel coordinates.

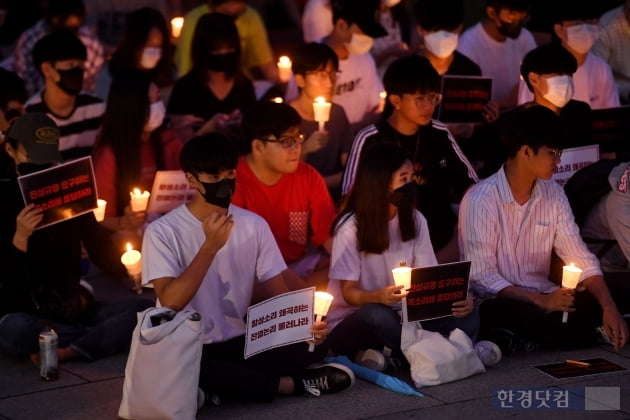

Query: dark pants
[478,273,630,349]
[0,298,152,360]
[328,303,479,362]
[199,334,329,403]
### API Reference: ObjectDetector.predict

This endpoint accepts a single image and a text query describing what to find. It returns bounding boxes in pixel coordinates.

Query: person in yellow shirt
[174,0,278,83]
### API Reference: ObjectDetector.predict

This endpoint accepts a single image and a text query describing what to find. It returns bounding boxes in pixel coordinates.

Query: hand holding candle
[121,243,142,294]
[277,56,292,83]
[308,291,333,352]
[313,96,331,132]
[129,188,150,213]
[170,17,184,39]
[561,263,582,323]
[93,199,107,222]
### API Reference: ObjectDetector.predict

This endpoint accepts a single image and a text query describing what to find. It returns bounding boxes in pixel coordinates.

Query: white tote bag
[119,307,204,420]
[401,322,485,387]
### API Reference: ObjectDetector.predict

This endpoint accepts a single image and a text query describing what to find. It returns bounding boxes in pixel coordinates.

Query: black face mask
[56,67,84,96]
[17,162,52,176]
[496,20,522,39]
[390,181,417,209]
[199,178,235,208]
[207,52,239,74]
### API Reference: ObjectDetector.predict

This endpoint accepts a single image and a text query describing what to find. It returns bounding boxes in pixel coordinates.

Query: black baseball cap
[6,113,62,164]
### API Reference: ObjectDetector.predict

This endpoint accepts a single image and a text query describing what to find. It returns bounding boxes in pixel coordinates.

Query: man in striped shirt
[459,106,629,353]
[25,31,105,161]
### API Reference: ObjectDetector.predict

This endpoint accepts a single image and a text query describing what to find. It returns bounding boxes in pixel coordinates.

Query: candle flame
[171,17,183,28]
[570,262,575,268]
[314,96,327,104]
[278,56,291,65]
[272,97,283,103]
[379,91,387,99]
[133,188,141,195]
[126,242,132,252]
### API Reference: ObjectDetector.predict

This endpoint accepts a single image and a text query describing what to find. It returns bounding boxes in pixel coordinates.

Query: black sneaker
[300,363,355,396]
[487,328,539,356]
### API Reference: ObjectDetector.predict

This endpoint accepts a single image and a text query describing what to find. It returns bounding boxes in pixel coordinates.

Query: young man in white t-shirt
[142,133,354,404]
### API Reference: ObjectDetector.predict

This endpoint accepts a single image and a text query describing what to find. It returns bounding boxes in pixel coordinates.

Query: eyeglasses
[404,93,443,107]
[264,132,305,149]
[305,70,341,81]
[547,148,563,159]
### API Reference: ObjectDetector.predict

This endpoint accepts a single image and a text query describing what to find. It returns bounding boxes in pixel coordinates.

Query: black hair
[291,42,339,76]
[210,0,244,5]
[241,102,302,150]
[32,30,87,74]
[551,1,601,24]
[332,0,380,27]
[486,0,531,12]
[180,132,239,176]
[43,0,85,23]
[109,7,174,88]
[520,44,577,92]
[335,142,416,253]
[0,69,27,112]
[414,0,464,32]
[501,106,563,158]
[191,12,241,80]
[383,55,440,96]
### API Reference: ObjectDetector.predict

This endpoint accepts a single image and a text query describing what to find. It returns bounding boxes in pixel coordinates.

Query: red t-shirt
[232,156,336,264]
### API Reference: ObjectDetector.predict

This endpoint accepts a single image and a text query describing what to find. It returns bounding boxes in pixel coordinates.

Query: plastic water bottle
[39,323,59,381]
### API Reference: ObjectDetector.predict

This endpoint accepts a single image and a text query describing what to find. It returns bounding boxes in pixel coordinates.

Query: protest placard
[147,170,197,214]
[437,75,492,123]
[591,105,630,155]
[18,157,97,229]
[244,288,315,358]
[404,261,471,323]
[552,145,599,187]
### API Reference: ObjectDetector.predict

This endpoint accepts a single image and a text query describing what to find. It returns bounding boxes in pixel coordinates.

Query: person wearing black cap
[0,113,152,363]
[321,0,388,131]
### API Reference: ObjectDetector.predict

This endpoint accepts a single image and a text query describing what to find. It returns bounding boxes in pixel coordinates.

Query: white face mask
[424,30,459,58]
[145,100,165,132]
[382,0,401,7]
[140,47,162,69]
[346,32,374,55]
[543,75,574,108]
[565,24,599,54]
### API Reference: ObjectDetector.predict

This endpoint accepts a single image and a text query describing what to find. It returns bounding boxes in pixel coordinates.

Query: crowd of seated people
[0,0,628,409]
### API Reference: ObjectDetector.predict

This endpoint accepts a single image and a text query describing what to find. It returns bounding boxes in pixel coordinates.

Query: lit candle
[129,188,150,213]
[312,96,331,132]
[272,97,284,103]
[308,291,334,352]
[121,242,142,294]
[561,263,582,323]
[378,91,387,113]
[392,266,412,291]
[277,56,292,83]
[170,17,184,39]
[93,199,107,222]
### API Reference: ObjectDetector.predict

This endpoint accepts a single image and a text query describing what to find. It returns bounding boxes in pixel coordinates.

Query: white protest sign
[147,170,197,213]
[244,287,314,359]
[552,145,599,187]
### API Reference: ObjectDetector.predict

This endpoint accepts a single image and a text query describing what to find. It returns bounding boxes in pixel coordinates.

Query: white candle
[129,188,150,212]
[561,263,582,323]
[309,291,334,352]
[272,97,284,103]
[93,199,107,222]
[170,17,184,39]
[313,96,331,132]
[378,91,387,113]
[121,243,142,294]
[392,266,412,290]
[277,56,292,83]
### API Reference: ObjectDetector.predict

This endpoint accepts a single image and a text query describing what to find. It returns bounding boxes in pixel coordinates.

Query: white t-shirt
[517,52,620,110]
[326,211,437,330]
[142,203,287,344]
[457,22,536,110]
[302,0,333,43]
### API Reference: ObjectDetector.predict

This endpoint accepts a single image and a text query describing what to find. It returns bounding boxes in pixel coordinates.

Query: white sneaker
[356,348,387,371]
[474,340,502,367]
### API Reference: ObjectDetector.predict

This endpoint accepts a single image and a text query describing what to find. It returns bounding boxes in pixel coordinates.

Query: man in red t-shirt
[232,102,336,290]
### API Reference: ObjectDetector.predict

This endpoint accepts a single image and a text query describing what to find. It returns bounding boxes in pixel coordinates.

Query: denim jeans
[0,298,152,360]
[328,303,479,360]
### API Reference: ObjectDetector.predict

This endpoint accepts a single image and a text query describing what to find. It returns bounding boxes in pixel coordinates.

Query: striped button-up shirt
[459,166,602,299]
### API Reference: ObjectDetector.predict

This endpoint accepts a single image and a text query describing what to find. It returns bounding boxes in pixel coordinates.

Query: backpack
[564,159,618,228]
